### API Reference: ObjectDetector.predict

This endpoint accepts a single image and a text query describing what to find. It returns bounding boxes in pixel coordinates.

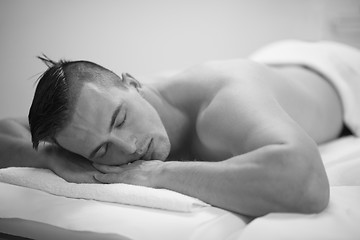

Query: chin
[153,137,171,161]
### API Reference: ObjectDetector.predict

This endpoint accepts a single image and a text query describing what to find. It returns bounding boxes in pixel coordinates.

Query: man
[1,40,359,217]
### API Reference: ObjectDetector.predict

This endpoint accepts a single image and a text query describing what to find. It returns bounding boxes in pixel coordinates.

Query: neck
[140,83,190,155]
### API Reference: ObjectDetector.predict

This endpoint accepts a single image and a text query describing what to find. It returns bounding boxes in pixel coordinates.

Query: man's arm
[0,117,99,183]
[94,82,330,217]
[165,85,329,216]
[158,146,328,216]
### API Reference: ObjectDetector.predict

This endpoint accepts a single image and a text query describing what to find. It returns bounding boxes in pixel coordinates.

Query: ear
[121,72,142,90]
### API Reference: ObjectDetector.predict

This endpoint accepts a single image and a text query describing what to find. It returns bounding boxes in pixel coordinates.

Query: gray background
[1,0,359,118]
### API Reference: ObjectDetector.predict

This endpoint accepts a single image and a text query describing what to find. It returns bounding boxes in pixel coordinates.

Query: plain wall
[0,0,359,118]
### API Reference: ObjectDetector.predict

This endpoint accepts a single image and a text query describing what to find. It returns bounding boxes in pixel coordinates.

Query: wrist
[151,160,168,188]
[146,160,165,188]
[154,160,180,189]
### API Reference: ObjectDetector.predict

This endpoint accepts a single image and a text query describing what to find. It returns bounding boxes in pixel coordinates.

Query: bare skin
[0,59,343,216]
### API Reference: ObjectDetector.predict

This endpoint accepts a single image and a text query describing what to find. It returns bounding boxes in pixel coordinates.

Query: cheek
[131,102,164,130]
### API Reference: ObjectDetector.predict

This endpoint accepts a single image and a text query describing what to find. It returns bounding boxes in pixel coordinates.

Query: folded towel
[0,167,209,212]
[250,40,360,136]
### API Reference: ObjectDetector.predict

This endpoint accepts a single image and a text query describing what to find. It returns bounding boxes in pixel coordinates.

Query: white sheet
[0,182,248,240]
[1,136,360,240]
[236,136,360,240]
[250,40,360,136]
[320,136,360,186]
[238,186,360,240]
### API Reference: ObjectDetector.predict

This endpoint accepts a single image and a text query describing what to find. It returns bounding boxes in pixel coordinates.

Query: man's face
[55,81,171,165]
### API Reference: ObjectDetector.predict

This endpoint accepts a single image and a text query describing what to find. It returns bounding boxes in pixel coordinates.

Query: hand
[44,145,100,183]
[93,160,164,188]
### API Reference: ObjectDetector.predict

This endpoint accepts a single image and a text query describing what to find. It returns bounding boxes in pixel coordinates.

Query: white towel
[250,40,360,136]
[0,167,209,212]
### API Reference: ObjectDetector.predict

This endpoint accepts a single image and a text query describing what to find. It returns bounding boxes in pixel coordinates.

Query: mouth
[141,138,153,160]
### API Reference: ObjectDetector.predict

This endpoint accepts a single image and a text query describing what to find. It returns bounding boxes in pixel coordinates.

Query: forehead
[55,82,123,157]
[75,82,119,118]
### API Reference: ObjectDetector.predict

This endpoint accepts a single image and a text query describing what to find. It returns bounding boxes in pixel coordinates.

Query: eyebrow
[88,103,122,159]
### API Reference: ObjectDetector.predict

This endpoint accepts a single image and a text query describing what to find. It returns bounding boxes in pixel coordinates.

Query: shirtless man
[0,42,350,217]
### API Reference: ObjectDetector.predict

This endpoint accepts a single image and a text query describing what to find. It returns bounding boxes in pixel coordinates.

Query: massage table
[1,40,360,239]
[0,135,360,240]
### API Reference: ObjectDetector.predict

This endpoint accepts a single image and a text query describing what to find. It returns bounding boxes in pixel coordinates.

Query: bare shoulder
[0,116,30,138]
[0,116,28,127]
[11,117,29,128]
[159,59,269,107]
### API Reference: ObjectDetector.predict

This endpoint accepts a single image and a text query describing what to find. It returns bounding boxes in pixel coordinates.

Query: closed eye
[116,111,127,128]
[96,143,108,158]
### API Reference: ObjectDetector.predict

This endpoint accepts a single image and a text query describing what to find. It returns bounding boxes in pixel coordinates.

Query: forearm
[158,159,281,216]
[157,144,329,216]
[0,118,104,183]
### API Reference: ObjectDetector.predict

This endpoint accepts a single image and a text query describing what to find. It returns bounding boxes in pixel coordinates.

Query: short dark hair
[28,55,122,150]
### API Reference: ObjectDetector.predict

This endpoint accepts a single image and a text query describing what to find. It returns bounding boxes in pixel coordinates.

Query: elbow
[280,144,330,214]
[291,179,330,215]
[296,160,330,214]
[261,141,329,215]
[230,141,329,217]
[301,185,330,214]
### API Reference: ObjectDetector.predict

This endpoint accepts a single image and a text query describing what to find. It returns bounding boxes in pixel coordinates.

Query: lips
[140,138,153,160]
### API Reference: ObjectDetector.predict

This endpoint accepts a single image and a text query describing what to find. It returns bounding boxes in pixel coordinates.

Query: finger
[87,176,102,184]
[122,160,144,169]
[80,172,101,183]
[92,163,124,173]
[94,173,123,184]
[63,172,99,184]
[92,175,103,184]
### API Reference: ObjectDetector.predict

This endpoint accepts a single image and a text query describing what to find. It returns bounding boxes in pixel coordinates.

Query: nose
[110,134,137,155]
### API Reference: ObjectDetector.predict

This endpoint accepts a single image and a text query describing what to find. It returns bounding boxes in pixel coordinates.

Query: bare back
[156,59,343,161]
[266,64,343,143]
